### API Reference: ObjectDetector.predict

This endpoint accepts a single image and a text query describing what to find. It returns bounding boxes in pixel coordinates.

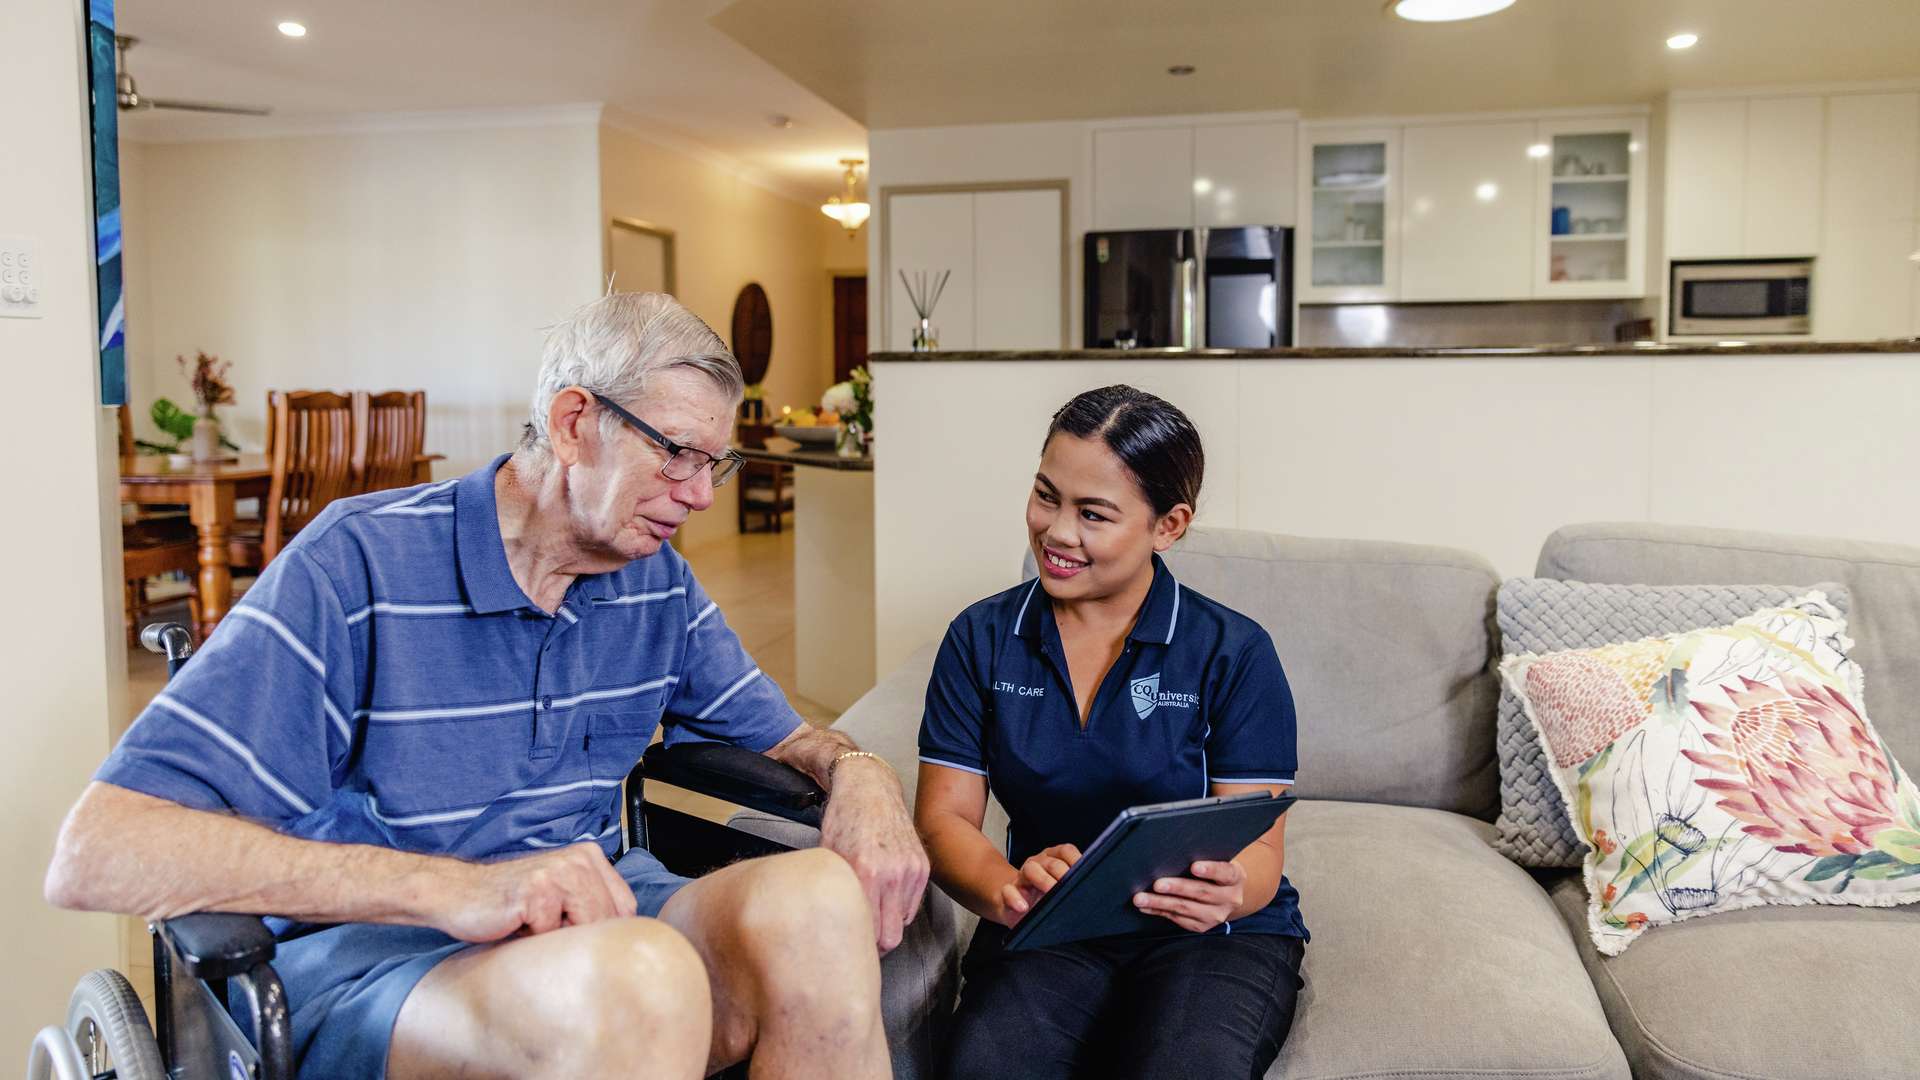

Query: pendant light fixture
[820,158,871,238]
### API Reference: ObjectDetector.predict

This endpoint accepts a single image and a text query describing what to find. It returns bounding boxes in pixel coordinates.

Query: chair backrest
[354,390,427,493]
[116,404,134,457]
[261,390,358,562]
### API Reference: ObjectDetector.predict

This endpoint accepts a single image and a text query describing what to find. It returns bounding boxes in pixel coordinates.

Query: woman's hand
[1133,859,1246,933]
[997,843,1081,927]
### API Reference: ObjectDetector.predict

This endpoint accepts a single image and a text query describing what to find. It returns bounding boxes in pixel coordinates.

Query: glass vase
[190,415,222,462]
[835,421,866,459]
[911,317,938,352]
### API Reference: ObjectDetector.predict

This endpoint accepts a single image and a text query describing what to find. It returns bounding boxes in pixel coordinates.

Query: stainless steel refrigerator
[1084,226,1295,349]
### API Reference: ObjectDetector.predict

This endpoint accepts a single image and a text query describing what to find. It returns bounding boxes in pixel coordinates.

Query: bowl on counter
[772,424,838,448]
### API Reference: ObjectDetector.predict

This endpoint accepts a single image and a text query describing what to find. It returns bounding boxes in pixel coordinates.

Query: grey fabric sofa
[752,521,1920,1079]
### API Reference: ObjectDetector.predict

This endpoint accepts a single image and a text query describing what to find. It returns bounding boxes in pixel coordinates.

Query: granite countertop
[735,442,874,472]
[870,338,1920,362]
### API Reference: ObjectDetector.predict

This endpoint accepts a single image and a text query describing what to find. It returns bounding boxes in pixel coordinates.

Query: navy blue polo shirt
[98,455,803,923]
[919,554,1306,939]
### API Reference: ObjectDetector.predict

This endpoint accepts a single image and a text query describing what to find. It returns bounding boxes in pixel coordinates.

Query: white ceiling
[712,0,1920,128]
[114,0,868,201]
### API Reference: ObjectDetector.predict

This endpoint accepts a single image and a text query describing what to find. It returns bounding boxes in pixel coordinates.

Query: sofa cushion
[1492,580,1851,869]
[1538,523,1920,792]
[1546,872,1920,1079]
[1026,526,1504,818]
[1270,800,1628,1080]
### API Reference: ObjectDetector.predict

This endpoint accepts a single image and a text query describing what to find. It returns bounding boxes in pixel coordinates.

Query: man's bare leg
[387,917,711,1079]
[658,847,890,1079]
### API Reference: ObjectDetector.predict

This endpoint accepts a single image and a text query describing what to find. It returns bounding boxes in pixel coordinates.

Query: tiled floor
[119,524,829,1011]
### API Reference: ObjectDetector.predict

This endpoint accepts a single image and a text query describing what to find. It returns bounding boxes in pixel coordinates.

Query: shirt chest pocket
[584,686,669,784]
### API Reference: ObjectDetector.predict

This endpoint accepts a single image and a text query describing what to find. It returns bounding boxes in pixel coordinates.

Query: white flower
[821,382,857,414]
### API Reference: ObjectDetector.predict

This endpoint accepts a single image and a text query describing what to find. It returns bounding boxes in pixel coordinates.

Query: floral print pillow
[1500,592,1920,955]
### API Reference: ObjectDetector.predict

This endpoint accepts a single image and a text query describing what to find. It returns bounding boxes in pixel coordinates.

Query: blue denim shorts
[253,847,692,1079]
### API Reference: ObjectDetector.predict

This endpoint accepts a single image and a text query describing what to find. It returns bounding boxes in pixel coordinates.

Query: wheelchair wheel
[65,969,165,1080]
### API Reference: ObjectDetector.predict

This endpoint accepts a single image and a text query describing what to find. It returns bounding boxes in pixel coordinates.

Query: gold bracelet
[829,749,884,782]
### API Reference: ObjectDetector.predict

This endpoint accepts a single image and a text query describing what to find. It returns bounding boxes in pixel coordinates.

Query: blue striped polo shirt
[98,454,802,876]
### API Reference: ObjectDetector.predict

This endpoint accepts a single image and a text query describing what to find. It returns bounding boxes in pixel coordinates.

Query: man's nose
[674,466,715,511]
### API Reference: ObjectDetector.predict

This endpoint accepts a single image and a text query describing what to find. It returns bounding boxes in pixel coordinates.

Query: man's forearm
[47,782,468,927]
[765,724,895,796]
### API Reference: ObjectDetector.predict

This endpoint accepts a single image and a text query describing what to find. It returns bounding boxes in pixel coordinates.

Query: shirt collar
[454,454,538,615]
[1013,553,1182,645]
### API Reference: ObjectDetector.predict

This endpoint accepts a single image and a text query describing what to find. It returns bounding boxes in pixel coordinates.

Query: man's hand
[817,755,931,953]
[997,843,1080,927]
[435,843,638,943]
[1132,858,1245,934]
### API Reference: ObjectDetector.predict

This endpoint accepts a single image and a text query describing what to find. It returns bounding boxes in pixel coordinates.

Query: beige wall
[871,352,1920,674]
[122,119,606,477]
[0,0,127,1049]
[598,115,843,552]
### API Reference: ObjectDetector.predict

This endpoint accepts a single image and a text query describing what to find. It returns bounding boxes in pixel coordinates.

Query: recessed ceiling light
[1389,0,1516,23]
[1666,32,1699,50]
[277,21,306,37]
[1475,182,1499,202]
[768,114,794,129]
[1167,64,1196,76]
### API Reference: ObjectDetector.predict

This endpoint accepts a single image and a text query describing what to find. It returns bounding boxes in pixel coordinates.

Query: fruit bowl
[773,424,838,447]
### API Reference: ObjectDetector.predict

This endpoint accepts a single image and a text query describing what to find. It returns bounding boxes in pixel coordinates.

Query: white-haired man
[48,293,927,1078]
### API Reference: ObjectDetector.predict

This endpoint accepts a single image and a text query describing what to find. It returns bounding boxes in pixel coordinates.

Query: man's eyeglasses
[591,392,745,488]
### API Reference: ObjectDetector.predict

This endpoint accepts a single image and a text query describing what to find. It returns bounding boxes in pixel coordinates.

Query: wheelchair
[29,622,829,1080]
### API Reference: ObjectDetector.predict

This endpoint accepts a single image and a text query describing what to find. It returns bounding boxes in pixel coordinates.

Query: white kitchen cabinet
[1299,126,1399,303]
[885,192,976,352]
[1912,224,1920,337]
[1744,96,1824,257]
[883,186,1064,352]
[1093,126,1194,230]
[1823,92,1920,228]
[1193,120,1296,228]
[973,189,1064,348]
[1665,99,1747,259]
[1399,120,1536,301]
[1534,116,1648,298]
[1817,224,1918,341]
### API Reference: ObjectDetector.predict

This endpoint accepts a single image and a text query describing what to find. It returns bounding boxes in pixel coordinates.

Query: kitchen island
[737,443,875,713]
[866,339,1920,674]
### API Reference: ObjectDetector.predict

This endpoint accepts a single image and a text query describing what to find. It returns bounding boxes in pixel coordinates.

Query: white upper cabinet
[886,192,975,352]
[1299,126,1399,303]
[1744,96,1824,257]
[1534,116,1648,299]
[1665,99,1747,258]
[1093,126,1194,230]
[1817,223,1918,341]
[1400,120,1536,301]
[973,189,1064,349]
[1192,121,1297,228]
[1824,92,1919,227]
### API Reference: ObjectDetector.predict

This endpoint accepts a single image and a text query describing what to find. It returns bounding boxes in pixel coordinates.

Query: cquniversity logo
[1130,673,1161,719]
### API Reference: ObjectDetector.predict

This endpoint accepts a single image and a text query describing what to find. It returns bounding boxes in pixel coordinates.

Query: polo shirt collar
[1013,553,1182,645]
[455,454,537,614]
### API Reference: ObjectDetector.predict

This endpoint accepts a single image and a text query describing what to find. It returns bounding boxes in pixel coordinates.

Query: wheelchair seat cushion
[242,847,691,1076]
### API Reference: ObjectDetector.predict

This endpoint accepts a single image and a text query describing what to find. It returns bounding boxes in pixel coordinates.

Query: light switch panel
[0,235,44,319]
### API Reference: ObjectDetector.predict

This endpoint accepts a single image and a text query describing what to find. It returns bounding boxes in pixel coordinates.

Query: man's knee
[560,918,712,1052]
[735,848,870,945]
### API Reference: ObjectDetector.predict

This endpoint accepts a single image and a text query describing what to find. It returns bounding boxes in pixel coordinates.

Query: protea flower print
[1523,638,1670,767]
[1684,674,1903,858]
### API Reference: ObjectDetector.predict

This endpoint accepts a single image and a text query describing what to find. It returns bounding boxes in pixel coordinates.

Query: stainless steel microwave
[1670,259,1812,336]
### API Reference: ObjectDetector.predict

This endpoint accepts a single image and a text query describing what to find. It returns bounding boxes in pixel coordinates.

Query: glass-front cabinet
[1533,116,1648,298]
[1299,127,1399,302]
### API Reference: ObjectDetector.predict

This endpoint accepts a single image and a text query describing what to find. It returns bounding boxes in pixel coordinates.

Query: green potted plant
[136,353,239,463]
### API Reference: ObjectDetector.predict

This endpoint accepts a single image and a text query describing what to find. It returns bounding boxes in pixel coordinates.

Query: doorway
[832,275,868,383]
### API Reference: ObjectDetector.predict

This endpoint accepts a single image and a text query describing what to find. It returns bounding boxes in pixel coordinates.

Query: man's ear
[1152,504,1193,552]
[546,386,597,468]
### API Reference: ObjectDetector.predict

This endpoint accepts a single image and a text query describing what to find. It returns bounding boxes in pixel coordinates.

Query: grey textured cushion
[1546,873,1920,1079]
[1492,580,1850,868]
[1538,523,1920,792]
[1270,801,1628,1080]
[1026,526,1504,817]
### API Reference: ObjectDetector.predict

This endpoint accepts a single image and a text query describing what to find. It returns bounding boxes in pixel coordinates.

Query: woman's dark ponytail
[1044,385,1203,517]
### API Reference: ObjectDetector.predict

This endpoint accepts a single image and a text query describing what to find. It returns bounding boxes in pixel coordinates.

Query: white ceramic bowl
[773,424,838,447]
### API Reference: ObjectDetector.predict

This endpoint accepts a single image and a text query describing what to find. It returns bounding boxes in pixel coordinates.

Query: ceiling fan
[114,35,271,117]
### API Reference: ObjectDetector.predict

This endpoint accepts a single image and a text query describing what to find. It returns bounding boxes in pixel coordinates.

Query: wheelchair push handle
[140,622,195,677]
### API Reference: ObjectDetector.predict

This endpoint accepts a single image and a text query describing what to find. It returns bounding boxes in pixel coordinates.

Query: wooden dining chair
[355,390,427,493]
[230,391,357,570]
[123,517,201,645]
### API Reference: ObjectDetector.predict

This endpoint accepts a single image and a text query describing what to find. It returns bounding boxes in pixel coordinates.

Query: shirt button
[541,696,553,710]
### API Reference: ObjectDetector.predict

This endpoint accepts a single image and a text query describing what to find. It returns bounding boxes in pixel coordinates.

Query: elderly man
[47,293,928,1078]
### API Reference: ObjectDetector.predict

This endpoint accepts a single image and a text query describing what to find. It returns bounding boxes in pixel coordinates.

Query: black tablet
[1002,791,1295,952]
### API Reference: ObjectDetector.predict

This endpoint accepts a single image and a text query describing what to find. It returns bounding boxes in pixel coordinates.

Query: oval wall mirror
[730,283,773,386]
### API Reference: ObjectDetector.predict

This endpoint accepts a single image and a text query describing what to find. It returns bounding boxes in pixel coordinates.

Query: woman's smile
[1041,546,1089,578]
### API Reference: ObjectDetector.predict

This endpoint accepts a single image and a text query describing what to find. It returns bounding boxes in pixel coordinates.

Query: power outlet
[0,235,44,319]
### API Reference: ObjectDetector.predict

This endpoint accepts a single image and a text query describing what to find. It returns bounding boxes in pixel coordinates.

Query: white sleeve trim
[1208,775,1295,786]
[919,755,988,777]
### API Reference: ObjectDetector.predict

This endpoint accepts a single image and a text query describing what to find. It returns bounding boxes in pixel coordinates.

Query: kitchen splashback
[1298,300,1655,348]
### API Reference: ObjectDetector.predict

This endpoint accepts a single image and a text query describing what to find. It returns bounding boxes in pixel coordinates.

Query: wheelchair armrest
[157,912,277,980]
[637,741,825,828]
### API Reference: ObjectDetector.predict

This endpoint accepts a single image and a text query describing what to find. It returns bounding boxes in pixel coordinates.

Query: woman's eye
[1080,509,1107,523]
[1035,489,1058,505]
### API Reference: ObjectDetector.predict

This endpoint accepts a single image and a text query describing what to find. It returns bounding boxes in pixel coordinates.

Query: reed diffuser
[899,269,950,351]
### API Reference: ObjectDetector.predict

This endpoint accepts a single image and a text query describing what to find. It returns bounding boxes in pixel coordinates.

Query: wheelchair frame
[34,621,827,1080]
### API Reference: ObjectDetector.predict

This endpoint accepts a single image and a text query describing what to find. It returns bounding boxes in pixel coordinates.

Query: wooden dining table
[120,452,443,640]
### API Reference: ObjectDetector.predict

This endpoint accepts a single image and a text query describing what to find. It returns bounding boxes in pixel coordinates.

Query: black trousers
[945,926,1306,1080]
